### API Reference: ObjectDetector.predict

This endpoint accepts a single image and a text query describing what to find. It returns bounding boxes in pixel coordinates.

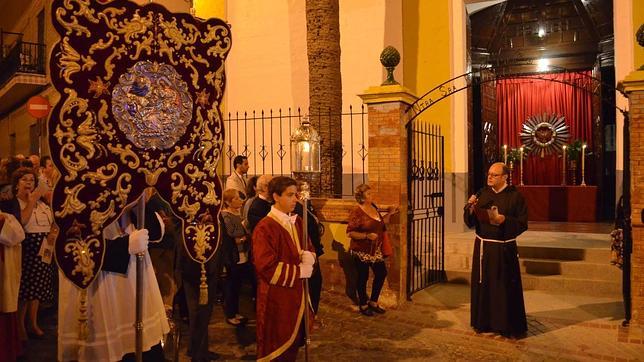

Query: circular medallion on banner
[112,61,193,150]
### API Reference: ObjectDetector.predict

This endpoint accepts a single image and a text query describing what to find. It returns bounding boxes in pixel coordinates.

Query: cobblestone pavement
[21,284,644,361]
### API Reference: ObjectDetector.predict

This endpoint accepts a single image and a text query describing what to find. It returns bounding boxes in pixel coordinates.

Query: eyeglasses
[487,173,504,177]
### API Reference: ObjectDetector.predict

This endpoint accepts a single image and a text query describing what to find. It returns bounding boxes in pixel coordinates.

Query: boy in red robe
[252,176,316,361]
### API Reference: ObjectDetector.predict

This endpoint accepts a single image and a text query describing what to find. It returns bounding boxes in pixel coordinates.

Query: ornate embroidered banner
[49,0,231,289]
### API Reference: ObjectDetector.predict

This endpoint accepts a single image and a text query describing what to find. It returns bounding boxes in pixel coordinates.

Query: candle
[581,143,587,186]
[562,145,567,185]
[503,145,508,164]
[519,147,524,185]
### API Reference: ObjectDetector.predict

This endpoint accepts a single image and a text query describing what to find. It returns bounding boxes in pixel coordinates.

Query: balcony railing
[0,31,46,87]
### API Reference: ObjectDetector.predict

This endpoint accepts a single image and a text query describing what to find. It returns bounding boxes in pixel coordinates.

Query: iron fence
[220,105,368,198]
[0,35,46,87]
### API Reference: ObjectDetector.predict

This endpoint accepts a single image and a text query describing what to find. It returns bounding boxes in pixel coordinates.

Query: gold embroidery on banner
[138,167,167,186]
[89,201,115,234]
[179,196,200,222]
[185,164,206,182]
[185,46,209,67]
[201,181,220,206]
[56,184,87,218]
[96,100,116,140]
[179,55,200,89]
[60,144,88,182]
[103,44,128,80]
[108,144,140,169]
[81,164,118,186]
[186,223,214,261]
[112,12,153,43]
[88,190,111,209]
[168,145,194,169]
[77,115,105,159]
[130,32,154,60]
[112,173,132,208]
[89,32,118,54]
[202,24,231,56]
[59,37,96,83]
[170,173,187,204]
[63,236,100,285]
[55,4,91,37]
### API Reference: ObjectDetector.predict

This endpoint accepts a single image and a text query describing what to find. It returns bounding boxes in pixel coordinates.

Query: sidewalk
[185,283,643,361]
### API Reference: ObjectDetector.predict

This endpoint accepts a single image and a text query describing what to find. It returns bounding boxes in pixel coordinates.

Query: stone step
[445,269,621,297]
[444,242,612,263]
[520,258,621,281]
[517,245,610,263]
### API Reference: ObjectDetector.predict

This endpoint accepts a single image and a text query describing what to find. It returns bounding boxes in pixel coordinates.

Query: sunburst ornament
[520,113,570,157]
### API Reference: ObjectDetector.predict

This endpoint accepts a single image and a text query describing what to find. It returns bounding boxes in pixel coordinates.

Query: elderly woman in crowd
[346,184,399,317]
[3,167,57,339]
[220,188,252,326]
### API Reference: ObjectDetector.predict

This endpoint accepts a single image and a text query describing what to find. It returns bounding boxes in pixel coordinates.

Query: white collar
[258,193,270,201]
[270,206,297,225]
[492,183,508,194]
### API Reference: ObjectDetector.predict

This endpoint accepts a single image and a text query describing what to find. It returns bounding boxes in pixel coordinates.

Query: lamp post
[290,116,320,362]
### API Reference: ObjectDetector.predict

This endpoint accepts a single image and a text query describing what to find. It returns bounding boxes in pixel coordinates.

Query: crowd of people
[0,153,401,362]
[0,153,59,362]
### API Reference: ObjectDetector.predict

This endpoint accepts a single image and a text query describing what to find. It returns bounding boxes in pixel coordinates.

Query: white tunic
[57,218,169,362]
[0,212,25,313]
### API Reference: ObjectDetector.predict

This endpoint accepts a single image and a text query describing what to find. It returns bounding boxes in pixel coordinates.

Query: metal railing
[221,106,368,198]
[0,30,46,87]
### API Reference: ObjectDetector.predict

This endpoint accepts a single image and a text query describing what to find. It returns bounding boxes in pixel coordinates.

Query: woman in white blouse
[10,167,57,339]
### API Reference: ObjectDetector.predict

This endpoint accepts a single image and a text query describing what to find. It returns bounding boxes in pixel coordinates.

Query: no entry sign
[26,96,50,118]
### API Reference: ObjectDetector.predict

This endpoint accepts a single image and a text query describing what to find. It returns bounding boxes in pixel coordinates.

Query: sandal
[369,302,386,314]
[359,305,374,317]
[226,317,242,326]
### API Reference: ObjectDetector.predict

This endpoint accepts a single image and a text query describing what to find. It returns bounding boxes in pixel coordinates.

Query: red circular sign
[26,96,50,118]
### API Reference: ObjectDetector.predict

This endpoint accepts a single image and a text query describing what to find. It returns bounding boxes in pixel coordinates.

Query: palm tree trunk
[306,0,343,197]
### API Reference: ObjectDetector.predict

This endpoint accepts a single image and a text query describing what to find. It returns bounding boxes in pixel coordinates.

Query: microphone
[463,188,484,211]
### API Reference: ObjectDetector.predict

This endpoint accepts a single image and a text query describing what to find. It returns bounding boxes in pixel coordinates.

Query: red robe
[252,211,314,361]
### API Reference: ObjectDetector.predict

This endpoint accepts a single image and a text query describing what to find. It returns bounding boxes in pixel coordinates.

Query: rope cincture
[475,234,516,284]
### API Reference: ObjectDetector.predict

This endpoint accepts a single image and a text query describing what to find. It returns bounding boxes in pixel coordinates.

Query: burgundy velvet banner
[496,71,593,185]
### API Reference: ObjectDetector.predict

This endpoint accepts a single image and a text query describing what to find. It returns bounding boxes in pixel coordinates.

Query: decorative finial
[380,46,400,85]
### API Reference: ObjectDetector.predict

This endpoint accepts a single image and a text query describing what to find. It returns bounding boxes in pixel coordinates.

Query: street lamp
[289,116,321,361]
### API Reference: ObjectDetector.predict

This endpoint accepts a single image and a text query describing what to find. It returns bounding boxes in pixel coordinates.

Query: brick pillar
[359,85,417,306]
[621,70,644,325]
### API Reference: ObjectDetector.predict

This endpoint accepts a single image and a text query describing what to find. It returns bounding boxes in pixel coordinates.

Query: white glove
[299,263,313,279]
[128,229,149,254]
[300,250,316,266]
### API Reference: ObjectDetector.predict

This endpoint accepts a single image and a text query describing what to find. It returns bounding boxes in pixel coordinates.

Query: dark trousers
[184,276,217,361]
[354,257,387,306]
[224,262,252,318]
[309,262,323,314]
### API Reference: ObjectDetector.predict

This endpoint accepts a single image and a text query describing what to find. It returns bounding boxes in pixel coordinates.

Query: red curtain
[496,71,593,185]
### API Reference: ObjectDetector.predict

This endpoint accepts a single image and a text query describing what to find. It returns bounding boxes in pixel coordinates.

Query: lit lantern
[290,116,321,173]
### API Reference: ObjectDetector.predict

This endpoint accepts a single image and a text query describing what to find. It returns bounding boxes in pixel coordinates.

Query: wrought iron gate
[407,121,445,298]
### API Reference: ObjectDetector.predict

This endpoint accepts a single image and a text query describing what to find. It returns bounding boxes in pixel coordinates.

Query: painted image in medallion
[112,61,193,150]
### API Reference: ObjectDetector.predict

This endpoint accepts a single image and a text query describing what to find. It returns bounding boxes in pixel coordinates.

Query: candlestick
[519,147,524,185]
[503,144,508,164]
[581,143,587,186]
[562,145,567,185]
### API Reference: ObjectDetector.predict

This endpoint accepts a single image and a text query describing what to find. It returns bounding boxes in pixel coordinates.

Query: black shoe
[369,303,386,314]
[190,351,220,361]
[359,305,374,317]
